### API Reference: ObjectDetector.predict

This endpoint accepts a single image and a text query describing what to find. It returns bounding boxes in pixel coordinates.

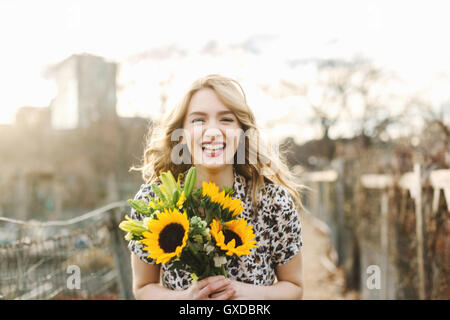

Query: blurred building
[45,53,117,129]
[15,106,50,128]
[0,54,151,222]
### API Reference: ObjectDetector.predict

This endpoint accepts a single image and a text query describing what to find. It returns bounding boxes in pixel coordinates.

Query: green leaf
[160,171,177,197]
[168,260,184,271]
[152,184,166,202]
[221,186,235,196]
[127,199,152,215]
[183,167,197,197]
[172,188,180,205]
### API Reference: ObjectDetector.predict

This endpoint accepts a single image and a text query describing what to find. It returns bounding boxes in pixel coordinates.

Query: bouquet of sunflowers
[119,167,258,281]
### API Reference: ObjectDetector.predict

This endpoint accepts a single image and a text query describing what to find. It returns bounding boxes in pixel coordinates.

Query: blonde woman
[128,74,304,300]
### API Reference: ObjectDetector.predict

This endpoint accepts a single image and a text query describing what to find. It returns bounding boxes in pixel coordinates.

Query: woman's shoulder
[254,181,298,220]
[259,181,293,204]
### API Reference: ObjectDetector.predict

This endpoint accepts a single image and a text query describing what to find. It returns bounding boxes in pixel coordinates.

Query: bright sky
[1,0,449,134]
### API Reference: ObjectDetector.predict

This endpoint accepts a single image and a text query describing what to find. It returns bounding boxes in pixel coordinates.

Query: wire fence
[0,202,133,300]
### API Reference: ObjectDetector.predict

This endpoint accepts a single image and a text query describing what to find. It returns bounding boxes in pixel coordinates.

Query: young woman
[128,74,304,300]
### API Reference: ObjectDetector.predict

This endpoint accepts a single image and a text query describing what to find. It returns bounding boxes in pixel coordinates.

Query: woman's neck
[193,165,234,191]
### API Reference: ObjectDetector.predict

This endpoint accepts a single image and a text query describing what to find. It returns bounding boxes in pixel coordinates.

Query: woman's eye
[192,119,204,123]
[221,118,234,122]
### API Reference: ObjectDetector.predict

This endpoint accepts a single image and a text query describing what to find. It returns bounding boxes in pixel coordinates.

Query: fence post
[413,164,426,300]
[360,173,396,299]
[108,208,134,300]
[430,169,450,214]
[380,190,389,299]
[333,159,345,266]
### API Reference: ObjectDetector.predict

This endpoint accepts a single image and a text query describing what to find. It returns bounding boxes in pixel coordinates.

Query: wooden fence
[301,160,449,300]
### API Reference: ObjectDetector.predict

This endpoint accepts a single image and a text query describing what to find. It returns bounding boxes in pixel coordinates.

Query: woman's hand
[209,279,254,300]
[183,275,236,300]
[210,251,305,300]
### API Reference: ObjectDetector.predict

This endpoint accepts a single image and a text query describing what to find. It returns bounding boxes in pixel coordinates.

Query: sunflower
[210,218,258,257]
[141,208,189,264]
[202,181,244,217]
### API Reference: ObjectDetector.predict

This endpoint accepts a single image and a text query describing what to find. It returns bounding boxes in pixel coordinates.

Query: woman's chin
[190,147,236,169]
[194,157,233,170]
[198,161,226,169]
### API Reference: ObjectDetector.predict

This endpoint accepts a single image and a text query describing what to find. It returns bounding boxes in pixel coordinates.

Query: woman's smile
[202,141,226,158]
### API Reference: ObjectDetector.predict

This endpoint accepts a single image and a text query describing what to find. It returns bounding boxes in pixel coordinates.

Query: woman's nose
[203,123,224,141]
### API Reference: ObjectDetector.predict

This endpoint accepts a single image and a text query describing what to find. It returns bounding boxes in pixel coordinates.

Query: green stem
[221,264,227,278]
[205,208,213,225]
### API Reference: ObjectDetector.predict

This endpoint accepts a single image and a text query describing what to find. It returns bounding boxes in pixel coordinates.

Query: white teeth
[202,144,225,151]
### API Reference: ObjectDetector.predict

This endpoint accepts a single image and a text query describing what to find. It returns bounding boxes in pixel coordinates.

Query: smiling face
[182,88,242,169]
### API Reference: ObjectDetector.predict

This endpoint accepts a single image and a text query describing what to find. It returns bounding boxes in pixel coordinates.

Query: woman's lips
[201,142,226,158]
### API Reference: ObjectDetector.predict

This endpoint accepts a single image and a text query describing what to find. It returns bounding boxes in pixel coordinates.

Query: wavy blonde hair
[131,74,306,215]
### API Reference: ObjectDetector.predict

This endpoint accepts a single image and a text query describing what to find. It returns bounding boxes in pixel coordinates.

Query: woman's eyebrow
[188,110,234,117]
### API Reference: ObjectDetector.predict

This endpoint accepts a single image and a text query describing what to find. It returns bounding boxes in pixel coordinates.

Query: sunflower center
[158,223,185,253]
[223,229,243,247]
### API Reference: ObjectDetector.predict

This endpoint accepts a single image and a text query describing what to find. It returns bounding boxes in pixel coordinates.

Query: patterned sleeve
[127,183,158,264]
[270,185,303,266]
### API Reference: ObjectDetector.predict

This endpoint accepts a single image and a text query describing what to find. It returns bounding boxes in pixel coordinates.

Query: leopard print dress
[127,168,303,290]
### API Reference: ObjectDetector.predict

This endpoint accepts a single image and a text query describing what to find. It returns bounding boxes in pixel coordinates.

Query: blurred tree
[280,58,404,149]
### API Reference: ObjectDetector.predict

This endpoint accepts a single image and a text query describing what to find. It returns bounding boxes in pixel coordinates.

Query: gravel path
[301,214,360,300]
